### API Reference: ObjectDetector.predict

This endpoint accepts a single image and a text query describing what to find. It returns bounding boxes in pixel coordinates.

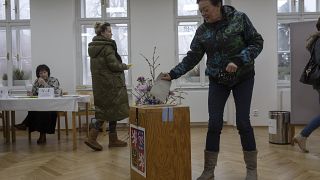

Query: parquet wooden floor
[0,126,319,180]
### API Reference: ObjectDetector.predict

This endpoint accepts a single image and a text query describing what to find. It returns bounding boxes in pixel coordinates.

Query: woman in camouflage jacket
[162,0,263,179]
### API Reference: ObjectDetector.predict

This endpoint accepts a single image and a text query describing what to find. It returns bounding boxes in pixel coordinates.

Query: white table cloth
[0,95,90,111]
[0,95,90,150]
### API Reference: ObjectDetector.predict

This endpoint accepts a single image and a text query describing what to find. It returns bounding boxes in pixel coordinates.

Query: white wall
[30,0,76,94]
[22,0,278,126]
[130,0,175,80]
[230,0,278,126]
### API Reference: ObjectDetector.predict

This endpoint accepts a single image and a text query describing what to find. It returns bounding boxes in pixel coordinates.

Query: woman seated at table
[14,64,62,144]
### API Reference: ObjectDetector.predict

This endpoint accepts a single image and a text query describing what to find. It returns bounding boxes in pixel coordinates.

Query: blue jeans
[300,90,320,137]
[301,115,320,137]
[206,77,256,152]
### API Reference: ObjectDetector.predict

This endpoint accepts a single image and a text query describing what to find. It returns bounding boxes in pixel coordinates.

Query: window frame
[75,0,131,88]
[174,0,206,88]
[0,0,31,88]
[277,0,320,86]
[174,0,231,88]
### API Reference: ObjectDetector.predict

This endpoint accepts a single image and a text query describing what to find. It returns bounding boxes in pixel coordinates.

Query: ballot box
[129,105,191,180]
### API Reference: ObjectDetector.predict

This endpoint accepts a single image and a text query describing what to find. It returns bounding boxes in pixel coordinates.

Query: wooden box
[129,105,191,180]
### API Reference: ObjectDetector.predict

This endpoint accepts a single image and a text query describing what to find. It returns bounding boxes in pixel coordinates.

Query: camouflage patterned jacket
[32,77,61,96]
[88,35,129,121]
[169,5,264,86]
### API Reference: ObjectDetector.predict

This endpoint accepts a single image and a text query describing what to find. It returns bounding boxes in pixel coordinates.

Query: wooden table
[129,105,191,180]
[0,95,90,150]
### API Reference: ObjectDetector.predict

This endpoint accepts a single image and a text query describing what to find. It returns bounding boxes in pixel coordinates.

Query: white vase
[2,80,8,86]
[13,80,25,86]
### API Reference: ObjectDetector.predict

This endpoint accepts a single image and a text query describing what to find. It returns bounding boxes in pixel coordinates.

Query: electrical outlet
[252,109,259,117]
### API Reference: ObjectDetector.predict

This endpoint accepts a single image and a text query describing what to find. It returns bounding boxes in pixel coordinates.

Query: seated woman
[15,64,61,144]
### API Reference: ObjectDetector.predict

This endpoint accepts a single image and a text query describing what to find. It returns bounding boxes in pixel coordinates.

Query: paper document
[150,73,171,102]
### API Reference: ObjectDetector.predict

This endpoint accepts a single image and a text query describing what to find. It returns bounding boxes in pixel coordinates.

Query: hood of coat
[203,5,236,26]
[222,5,236,21]
[306,31,320,51]
[88,35,116,58]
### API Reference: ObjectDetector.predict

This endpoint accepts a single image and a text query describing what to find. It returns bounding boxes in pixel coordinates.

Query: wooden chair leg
[5,111,10,144]
[57,113,61,140]
[64,112,68,136]
[85,103,89,137]
[2,111,5,138]
[28,129,31,143]
[78,114,82,133]
[11,111,15,143]
[86,117,89,137]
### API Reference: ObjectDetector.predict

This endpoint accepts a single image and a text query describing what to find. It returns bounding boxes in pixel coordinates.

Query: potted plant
[2,73,8,86]
[13,69,30,86]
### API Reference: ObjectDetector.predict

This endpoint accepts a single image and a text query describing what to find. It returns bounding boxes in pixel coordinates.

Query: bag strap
[309,41,317,64]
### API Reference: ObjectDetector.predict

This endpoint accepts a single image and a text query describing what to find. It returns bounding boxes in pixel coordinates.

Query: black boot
[37,133,46,145]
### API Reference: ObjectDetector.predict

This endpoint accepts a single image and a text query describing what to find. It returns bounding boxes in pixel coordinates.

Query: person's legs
[292,90,320,153]
[232,77,257,180]
[293,114,320,153]
[85,118,105,151]
[37,132,46,144]
[232,77,256,151]
[206,82,231,152]
[14,112,30,130]
[109,120,116,133]
[197,81,230,180]
[300,115,320,137]
[108,120,127,147]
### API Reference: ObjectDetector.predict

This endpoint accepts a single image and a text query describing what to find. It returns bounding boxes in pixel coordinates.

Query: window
[0,0,31,87]
[277,0,320,84]
[77,0,129,86]
[175,0,230,87]
[175,0,205,86]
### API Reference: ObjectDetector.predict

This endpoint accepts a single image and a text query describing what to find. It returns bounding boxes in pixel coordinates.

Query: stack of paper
[150,73,171,102]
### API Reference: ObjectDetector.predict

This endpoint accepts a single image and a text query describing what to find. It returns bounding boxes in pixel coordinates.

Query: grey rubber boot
[292,134,309,153]
[84,128,103,151]
[243,150,258,180]
[197,150,218,180]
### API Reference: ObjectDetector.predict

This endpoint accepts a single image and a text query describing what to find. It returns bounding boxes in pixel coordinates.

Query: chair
[76,90,95,137]
[56,90,95,139]
[57,111,68,140]
[56,92,69,140]
[0,111,5,138]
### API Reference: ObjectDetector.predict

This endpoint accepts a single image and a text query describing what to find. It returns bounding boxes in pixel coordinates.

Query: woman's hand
[226,62,238,73]
[161,73,172,81]
[37,77,46,86]
[127,64,133,69]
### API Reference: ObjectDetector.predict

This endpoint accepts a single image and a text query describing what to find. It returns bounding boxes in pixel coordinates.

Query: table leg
[5,111,10,144]
[2,111,6,139]
[11,111,15,143]
[86,103,89,137]
[64,112,68,136]
[57,114,61,140]
[72,112,77,150]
